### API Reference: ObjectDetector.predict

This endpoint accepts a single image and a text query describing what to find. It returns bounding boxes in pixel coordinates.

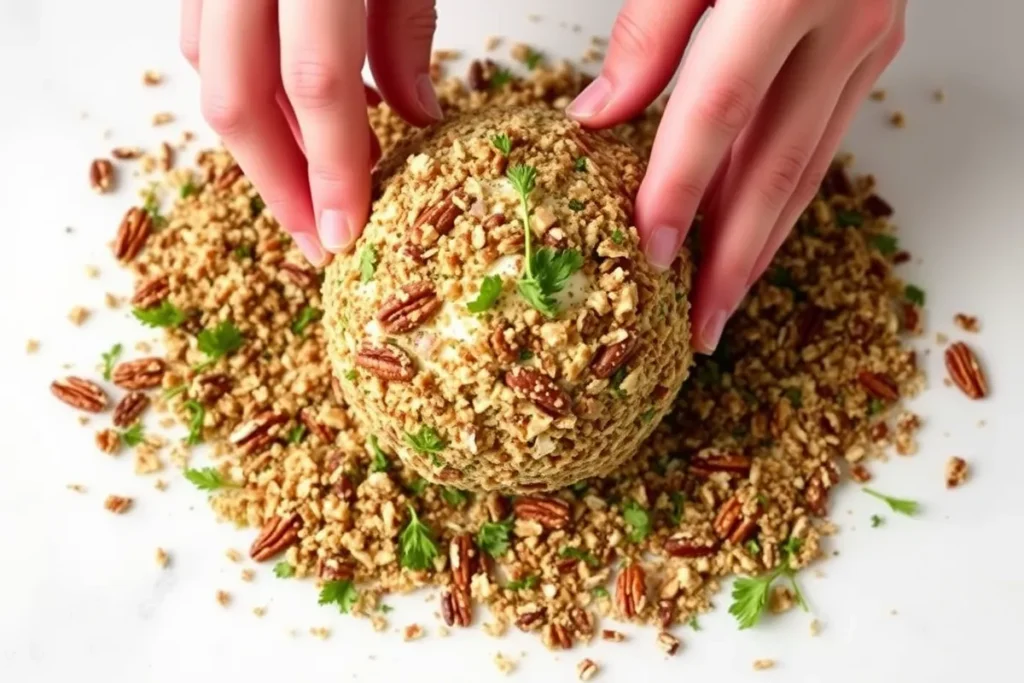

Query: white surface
[2,1,1024,681]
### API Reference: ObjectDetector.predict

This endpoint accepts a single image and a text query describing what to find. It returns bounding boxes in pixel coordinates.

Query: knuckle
[609,11,653,60]
[284,58,343,109]
[693,79,758,135]
[757,147,811,208]
[200,91,247,136]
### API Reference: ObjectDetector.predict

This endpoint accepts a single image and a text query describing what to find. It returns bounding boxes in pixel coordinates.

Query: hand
[179,0,443,266]
[568,0,906,353]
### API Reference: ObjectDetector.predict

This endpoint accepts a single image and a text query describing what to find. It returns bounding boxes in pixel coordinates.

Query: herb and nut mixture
[49,46,987,667]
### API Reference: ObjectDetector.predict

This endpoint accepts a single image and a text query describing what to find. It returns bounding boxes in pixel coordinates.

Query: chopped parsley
[573,156,588,173]
[467,275,502,313]
[183,466,237,491]
[132,300,186,328]
[904,284,926,307]
[688,616,701,630]
[592,586,610,599]
[291,306,322,336]
[318,580,358,614]
[286,424,306,445]
[179,180,197,198]
[609,366,628,398]
[441,487,469,508]
[559,546,599,567]
[101,343,122,381]
[407,477,429,496]
[477,518,514,557]
[622,499,651,542]
[729,539,808,629]
[183,400,205,446]
[568,198,585,212]
[869,234,899,255]
[783,387,803,408]
[867,397,886,416]
[641,407,656,424]
[489,68,513,89]
[273,561,295,578]
[195,320,244,369]
[249,195,265,217]
[670,492,686,526]
[233,244,254,260]
[506,575,538,591]
[610,228,625,245]
[835,209,864,227]
[523,48,543,70]
[870,514,885,528]
[490,133,511,156]
[399,504,439,571]
[517,349,534,362]
[368,435,390,473]
[359,244,378,283]
[404,426,446,459]
[863,488,919,516]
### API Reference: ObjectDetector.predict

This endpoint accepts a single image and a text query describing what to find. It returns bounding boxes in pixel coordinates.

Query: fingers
[180,0,203,68]
[566,0,706,126]
[367,0,442,126]
[199,0,323,264]
[634,1,818,271]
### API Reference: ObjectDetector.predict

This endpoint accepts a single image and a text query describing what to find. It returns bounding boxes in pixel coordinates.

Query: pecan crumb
[253,606,267,617]
[945,456,969,488]
[68,306,90,326]
[155,547,169,568]
[953,313,980,333]
[216,590,231,607]
[152,112,175,126]
[104,495,132,514]
[889,111,906,128]
[225,548,242,563]
[142,70,163,86]
[95,428,121,455]
[25,339,40,354]
[240,569,255,582]
[809,619,823,636]
[66,484,87,493]
[870,88,887,101]
[576,658,599,681]
[493,652,516,675]
[753,659,776,671]
[403,624,424,641]
[309,627,330,640]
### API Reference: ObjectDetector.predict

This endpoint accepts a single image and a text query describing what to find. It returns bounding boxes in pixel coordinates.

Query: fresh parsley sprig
[441,487,469,508]
[467,275,502,313]
[863,488,919,516]
[195,320,244,370]
[183,400,205,446]
[119,423,145,447]
[359,244,378,283]
[133,300,186,328]
[729,537,808,629]
[319,579,358,613]
[183,466,238,491]
[506,575,538,591]
[491,133,512,156]
[476,517,514,558]
[292,306,322,336]
[101,343,122,380]
[399,504,439,571]
[404,426,446,463]
[368,435,390,473]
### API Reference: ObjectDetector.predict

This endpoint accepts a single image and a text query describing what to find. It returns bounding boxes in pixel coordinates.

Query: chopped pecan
[591,333,637,379]
[804,459,841,516]
[514,496,571,530]
[196,373,233,404]
[113,207,152,262]
[131,274,170,308]
[657,631,680,656]
[333,472,356,502]
[230,410,288,454]
[601,629,625,642]
[953,313,980,333]
[215,163,244,190]
[516,608,546,631]
[299,408,337,444]
[568,606,594,638]
[577,658,599,681]
[104,495,133,513]
[543,623,573,650]
[945,456,969,488]
[51,376,108,413]
[355,343,417,381]
[89,158,115,193]
[490,326,520,362]
[113,391,150,428]
[467,60,487,91]
[863,194,894,217]
[317,557,355,582]
[157,141,174,171]
[615,563,647,619]
[945,341,988,400]
[796,305,827,348]
[111,357,166,390]
[857,370,900,402]
[688,448,752,478]
[663,534,717,558]
[441,588,472,627]
[657,600,675,630]
[821,164,853,198]
[249,513,301,561]
[713,495,760,544]
[850,464,872,483]
[95,428,120,454]
[505,367,572,416]
[412,189,467,243]
[378,282,442,333]
[449,533,478,591]
[111,146,143,160]
[279,262,318,288]
[901,303,921,334]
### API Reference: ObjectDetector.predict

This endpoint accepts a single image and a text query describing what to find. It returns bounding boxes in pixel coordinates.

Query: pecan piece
[568,606,594,638]
[657,631,681,656]
[516,608,546,631]
[688,448,752,478]
[230,410,288,454]
[449,533,478,591]
[111,146,143,160]
[113,391,150,428]
[131,274,170,308]
[89,158,115,193]
[857,370,900,402]
[490,326,520,362]
[467,59,487,91]
[441,588,472,627]
[112,207,152,262]
[796,305,827,348]
[51,377,108,413]
[591,333,637,379]
[663,534,717,558]
[215,163,244,190]
[657,600,676,630]
[543,622,573,650]
[945,456,969,489]
[505,367,572,416]
[804,459,841,516]
[615,563,647,619]
[514,495,571,530]
[249,513,301,561]
[280,262,318,288]
[333,471,356,502]
[95,428,120,454]
[713,495,760,544]
[111,357,166,390]
[945,341,988,400]
[196,373,233,404]
[355,343,417,381]
[378,282,442,333]
[863,194,894,217]
[299,408,337,444]
[412,189,467,243]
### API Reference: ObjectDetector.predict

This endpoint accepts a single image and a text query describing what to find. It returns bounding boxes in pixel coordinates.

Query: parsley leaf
[377,604,393,613]
[120,422,145,447]
[101,343,122,380]
[273,562,295,578]
[688,616,701,631]
[441,487,469,508]
[568,199,585,212]
[745,539,761,556]
[641,407,656,424]
[489,67,512,88]
[359,244,378,283]
[611,229,625,245]
[835,209,864,227]
[517,349,534,362]
[867,397,886,416]
[163,384,187,401]
[407,477,429,496]
[729,545,808,629]
[608,366,628,398]
[476,518,514,557]
[399,504,439,571]
[559,546,598,567]
[863,488,919,516]
[467,275,502,313]
[196,320,244,367]
[368,435,390,473]
[133,300,186,328]
[783,387,803,408]
[592,586,610,598]
[870,514,885,528]
[517,247,584,317]
[233,244,254,260]
[183,400,205,446]
[506,575,538,591]
[870,234,899,255]
[183,466,237,491]
[319,579,358,614]
[623,499,651,543]
[524,48,543,70]
[404,426,446,457]
[491,133,512,156]
[287,425,306,445]
[904,284,926,307]
[291,306,322,336]
[249,195,265,217]
[573,156,588,173]
[179,180,197,198]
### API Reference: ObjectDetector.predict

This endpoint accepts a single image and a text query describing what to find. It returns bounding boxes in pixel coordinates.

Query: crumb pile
[51,51,993,665]
[323,105,692,492]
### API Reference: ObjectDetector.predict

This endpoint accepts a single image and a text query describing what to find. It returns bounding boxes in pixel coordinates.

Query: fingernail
[566,76,612,118]
[644,225,681,271]
[293,233,328,267]
[415,74,443,121]
[699,309,728,353]
[319,209,354,252]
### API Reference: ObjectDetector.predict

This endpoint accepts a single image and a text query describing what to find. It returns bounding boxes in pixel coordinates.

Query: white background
[1,1,1023,681]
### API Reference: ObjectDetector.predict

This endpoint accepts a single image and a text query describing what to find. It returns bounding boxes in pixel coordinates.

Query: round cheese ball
[323,105,692,492]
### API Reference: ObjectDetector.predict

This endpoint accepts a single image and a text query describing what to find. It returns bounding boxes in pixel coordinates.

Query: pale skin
[181,0,907,353]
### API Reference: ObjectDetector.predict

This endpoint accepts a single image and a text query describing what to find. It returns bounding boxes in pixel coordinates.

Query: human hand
[180,0,443,266]
[568,0,907,353]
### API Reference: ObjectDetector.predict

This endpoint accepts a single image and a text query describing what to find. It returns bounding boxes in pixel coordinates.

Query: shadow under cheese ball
[323,105,693,492]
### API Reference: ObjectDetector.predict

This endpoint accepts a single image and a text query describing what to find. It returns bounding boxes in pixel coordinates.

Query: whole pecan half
[615,563,647,619]
[111,357,166,390]
[197,373,233,404]
[113,391,150,428]
[591,333,637,379]
[51,376,108,412]
[804,459,841,516]
[412,189,467,243]
[113,206,152,262]
[215,163,244,191]
[299,407,337,444]
[663,533,718,558]
[688,448,752,478]
[449,533,478,591]
[249,513,301,561]
[89,158,114,193]
[441,588,472,627]
[355,343,417,381]
[377,282,442,333]
[713,495,760,544]
[505,367,572,416]
[945,341,988,400]
[514,495,571,530]
[230,410,288,454]
[130,274,170,309]
[857,370,900,402]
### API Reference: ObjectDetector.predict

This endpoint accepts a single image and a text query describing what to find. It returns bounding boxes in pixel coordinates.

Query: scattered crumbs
[152,112,175,126]
[437,625,450,637]
[104,495,133,514]
[182,130,196,143]
[484,35,502,51]
[889,111,906,128]
[25,339,40,354]
[571,23,582,32]
[371,615,388,632]
[953,313,980,332]
[432,49,461,62]
[527,13,542,21]
[84,265,100,278]
[809,619,822,636]
[142,69,164,86]
[753,659,776,671]
[869,88,887,101]
[240,569,255,582]
[978,419,987,428]
[768,585,795,614]
[68,306,91,326]
[601,629,625,642]
[510,43,531,63]
[656,631,680,656]
[225,548,242,563]
[933,88,946,103]
[577,657,599,681]
[154,479,168,491]
[310,627,331,640]
[253,606,267,618]
[494,652,516,675]
[581,47,604,64]
[936,332,949,344]
[216,590,231,607]
[77,415,90,426]
[484,620,508,637]
[112,146,144,160]
[136,341,152,353]
[590,35,608,46]
[66,483,87,493]
[945,456,969,488]
[155,547,169,568]
[102,129,113,140]
[104,292,121,309]
[64,226,74,234]
[403,623,424,641]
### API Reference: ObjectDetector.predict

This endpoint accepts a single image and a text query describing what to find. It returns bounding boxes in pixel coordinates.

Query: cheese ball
[323,105,692,492]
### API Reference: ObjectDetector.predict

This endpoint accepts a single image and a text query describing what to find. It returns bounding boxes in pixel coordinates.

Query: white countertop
[2,1,1023,681]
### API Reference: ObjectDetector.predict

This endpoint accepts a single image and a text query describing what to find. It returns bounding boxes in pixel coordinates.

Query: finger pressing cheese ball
[323,105,693,492]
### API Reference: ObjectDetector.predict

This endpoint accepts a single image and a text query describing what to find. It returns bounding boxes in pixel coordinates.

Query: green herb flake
[132,300,186,329]
[404,426,446,457]
[318,580,358,614]
[368,435,390,473]
[518,349,534,362]
[592,586,610,599]
[573,156,588,173]
[867,397,886,416]
[559,546,598,567]
[119,422,145,447]
[870,514,885,528]
[506,575,538,591]
[273,562,295,578]
[863,488,919,516]
[670,492,686,526]
[287,424,306,445]
[249,195,265,217]
[609,366,628,398]
[467,275,502,313]
[745,539,761,556]
[441,487,469,508]
[291,306,322,336]
[641,408,656,424]
[904,284,926,307]
[869,234,899,255]
[101,343,123,381]
[476,518,514,558]
[399,504,439,570]
[179,181,197,199]
[783,387,803,408]
[835,209,864,227]
[407,477,429,496]
[183,466,237,491]
[490,133,511,156]
[183,400,205,446]
[623,499,651,543]
[359,244,379,283]
[489,68,513,89]
[524,48,543,70]
[233,244,254,260]
[610,228,625,245]
[196,320,244,367]
[568,199,585,212]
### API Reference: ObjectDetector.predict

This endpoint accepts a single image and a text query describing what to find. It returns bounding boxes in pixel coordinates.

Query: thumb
[367,0,442,127]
